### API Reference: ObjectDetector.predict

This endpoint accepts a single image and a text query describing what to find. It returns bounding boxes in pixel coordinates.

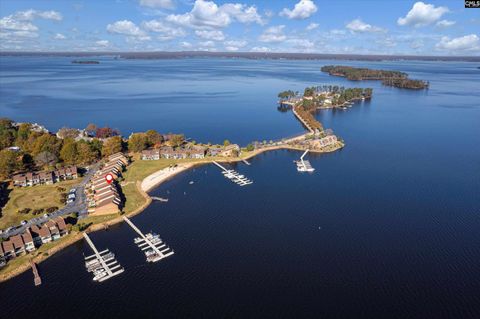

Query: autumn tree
[60,139,79,164]
[76,141,99,164]
[31,134,62,157]
[167,134,185,147]
[95,127,119,139]
[145,130,163,146]
[0,118,15,149]
[102,136,123,156]
[57,127,79,139]
[128,133,148,153]
[34,151,58,168]
[0,149,18,178]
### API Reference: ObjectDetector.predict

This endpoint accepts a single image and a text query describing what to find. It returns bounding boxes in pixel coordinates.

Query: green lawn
[0,179,80,229]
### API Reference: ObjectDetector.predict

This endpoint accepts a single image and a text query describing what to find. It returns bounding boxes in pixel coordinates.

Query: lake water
[0,57,479,318]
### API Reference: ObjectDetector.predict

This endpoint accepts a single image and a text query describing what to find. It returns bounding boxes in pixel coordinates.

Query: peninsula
[0,88,345,282]
[321,65,429,90]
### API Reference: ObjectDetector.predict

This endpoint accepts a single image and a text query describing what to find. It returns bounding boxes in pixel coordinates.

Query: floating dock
[296,150,315,172]
[123,216,174,263]
[83,233,124,282]
[213,161,253,186]
[30,261,41,286]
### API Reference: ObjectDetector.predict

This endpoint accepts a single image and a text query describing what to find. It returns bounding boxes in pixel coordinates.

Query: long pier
[296,149,315,172]
[292,105,315,134]
[212,161,253,186]
[30,261,41,286]
[83,233,124,282]
[122,216,174,263]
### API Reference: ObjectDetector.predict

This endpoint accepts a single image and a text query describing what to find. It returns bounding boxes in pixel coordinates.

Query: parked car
[69,188,76,194]
[20,220,28,226]
[67,199,74,204]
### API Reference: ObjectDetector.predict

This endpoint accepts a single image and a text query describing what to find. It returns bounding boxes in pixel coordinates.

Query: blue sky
[0,0,479,55]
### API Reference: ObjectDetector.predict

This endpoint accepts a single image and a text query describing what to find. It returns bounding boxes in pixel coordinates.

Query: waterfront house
[207,146,223,157]
[22,232,36,252]
[108,153,129,166]
[220,144,240,157]
[313,135,338,148]
[141,149,160,160]
[54,217,68,236]
[29,225,43,246]
[93,195,121,215]
[10,234,25,256]
[1,240,15,259]
[97,167,120,180]
[188,146,206,159]
[38,225,52,244]
[46,220,60,241]
[159,147,188,159]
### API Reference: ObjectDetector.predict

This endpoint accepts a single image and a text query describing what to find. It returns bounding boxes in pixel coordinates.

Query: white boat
[134,237,144,244]
[189,181,194,185]
[93,269,107,281]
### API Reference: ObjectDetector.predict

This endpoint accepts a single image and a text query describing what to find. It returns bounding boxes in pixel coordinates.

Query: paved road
[0,163,100,239]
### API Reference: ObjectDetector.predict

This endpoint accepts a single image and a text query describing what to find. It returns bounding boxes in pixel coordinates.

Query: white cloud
[280,0,317,20]
[0,9,63,44]
[195,30,225,41]
[224,39,247,51]
[95,40,110,47]
[0,16,38,32]
[436,34,480,52]
[436,20,455,28]
[398,2,449,27]
[34,10,63,21]
[251,46,270,52]
[198,40,216,50]
[142,20,185,40]
[221,3,263,24]
[0,30,38,40]
[12,9,63,21]
[166,0,262,29]
[139,0,174,9]
[259,25,286,43]
[346,19,384,33]
[181,41,192,48]
[54,33,66,40]
[287,38,315,51]
[107,20,151,41]
[306,23,319,31]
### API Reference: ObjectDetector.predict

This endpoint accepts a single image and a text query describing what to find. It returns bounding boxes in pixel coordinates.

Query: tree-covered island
[321,65,429,90]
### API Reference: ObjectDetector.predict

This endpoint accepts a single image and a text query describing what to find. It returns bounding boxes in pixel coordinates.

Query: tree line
[0,118,184,179]
[321,65,428,89]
